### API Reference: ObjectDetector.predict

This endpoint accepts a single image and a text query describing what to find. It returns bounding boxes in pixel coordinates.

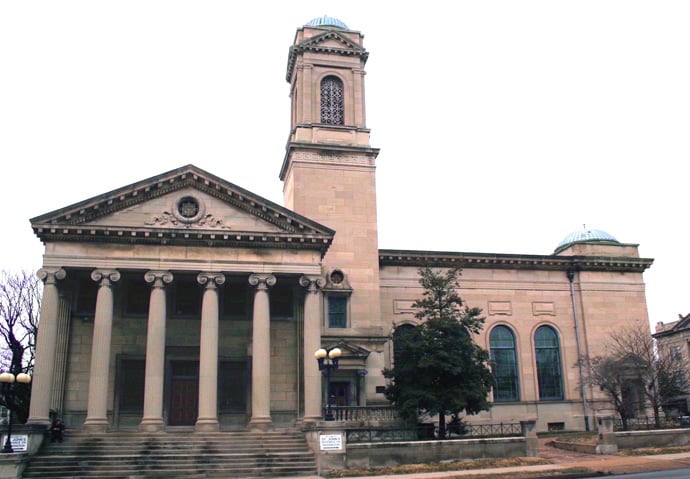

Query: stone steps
[22,431,317,478]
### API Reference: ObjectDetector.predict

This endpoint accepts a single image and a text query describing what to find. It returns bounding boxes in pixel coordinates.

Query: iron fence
[345,422,523,444]
[612,416,681,431]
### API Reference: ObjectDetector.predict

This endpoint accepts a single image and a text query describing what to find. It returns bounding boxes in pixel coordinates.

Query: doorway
[331,381,351,407]
[168,360,198,426]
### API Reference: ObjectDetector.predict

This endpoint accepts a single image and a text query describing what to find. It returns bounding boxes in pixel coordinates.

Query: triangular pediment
[286,30,368,81]
[298,30,365,53]
[31,165,334,255]
[320,341,371,370]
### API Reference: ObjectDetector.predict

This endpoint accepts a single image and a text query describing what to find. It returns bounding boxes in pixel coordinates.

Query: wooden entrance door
[331,381,350,406]
[169,361,198,426]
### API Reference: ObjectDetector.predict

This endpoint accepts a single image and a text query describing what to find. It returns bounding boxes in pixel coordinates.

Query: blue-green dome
[305,15,349,30]
[556,228,619,252]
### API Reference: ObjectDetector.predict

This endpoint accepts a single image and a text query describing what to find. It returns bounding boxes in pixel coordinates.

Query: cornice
[286,30,368,82]
[280,140,380,180]
[378,249,653,274]
[32,225,332,254]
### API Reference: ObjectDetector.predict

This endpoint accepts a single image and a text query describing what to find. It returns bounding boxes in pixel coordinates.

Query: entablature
[379,249,653,274]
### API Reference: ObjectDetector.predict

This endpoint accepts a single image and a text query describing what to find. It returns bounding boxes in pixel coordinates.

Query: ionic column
[195,272,225,432]
[83,269,120,433]
[299,275,324,422]
[28,268,66,425]
[139,271,173,432]
[50,294,72,416]
[248,273,276,430]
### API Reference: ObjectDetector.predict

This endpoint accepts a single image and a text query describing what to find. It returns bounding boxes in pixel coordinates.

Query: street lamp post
[0,370,32,453]
[314,347,342,421]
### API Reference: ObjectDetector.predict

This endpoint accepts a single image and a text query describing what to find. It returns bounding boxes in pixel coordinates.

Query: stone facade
[27,18,653,434]
[654,314,690,415]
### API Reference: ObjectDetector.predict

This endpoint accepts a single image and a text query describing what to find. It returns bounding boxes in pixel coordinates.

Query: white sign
[319,433,343,451]
[1,434,28,452]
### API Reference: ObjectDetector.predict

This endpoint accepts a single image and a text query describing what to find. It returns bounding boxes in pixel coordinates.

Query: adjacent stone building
[28,16,653,434]
[654,315,690,416]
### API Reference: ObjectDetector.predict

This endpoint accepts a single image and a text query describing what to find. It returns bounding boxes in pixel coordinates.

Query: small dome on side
[305,15,349,30]
[555,227,619,253]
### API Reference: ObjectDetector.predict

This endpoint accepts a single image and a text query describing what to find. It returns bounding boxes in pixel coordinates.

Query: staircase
[22,430,318,478]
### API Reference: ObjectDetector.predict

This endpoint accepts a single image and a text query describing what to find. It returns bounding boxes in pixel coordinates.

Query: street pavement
[283,438,690,479]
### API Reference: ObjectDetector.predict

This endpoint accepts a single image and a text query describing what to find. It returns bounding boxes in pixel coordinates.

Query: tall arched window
[392,324,416,367]
[320,76,345,125]
[489,326,519,402]
[534,325,564,400]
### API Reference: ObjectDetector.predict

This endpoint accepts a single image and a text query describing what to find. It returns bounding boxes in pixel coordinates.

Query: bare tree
[580,355,638,430]
[581,324,690,429]
[0,270,41,422]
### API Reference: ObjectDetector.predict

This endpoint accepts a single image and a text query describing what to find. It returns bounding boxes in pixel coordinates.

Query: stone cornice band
[378,250,653,273]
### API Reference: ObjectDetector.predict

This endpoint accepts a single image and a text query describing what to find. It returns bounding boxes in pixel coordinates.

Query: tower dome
[555,227,619,253]
[304,15,349,30]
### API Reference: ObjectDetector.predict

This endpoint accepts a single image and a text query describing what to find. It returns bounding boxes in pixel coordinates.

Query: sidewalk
[285,440,690,479]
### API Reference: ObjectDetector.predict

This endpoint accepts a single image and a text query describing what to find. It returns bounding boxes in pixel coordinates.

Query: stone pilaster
[195,272,225,432]
[27,268,66,426]
[299,275,324,422]
[83,269,120,433]
[140,271,173,432]
[248,273,276,430]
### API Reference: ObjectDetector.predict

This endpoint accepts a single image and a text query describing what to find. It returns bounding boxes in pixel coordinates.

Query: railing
[613,416,686,431]
[324,405,399,422]
[464,422,522,437]
[345,422,523,444]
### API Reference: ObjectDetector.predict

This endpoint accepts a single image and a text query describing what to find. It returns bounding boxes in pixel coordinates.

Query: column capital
[299,275,325,292]
[90,269,121,285]
[145,271,174,288]
[37,268,66,284]
[248,273,276,290]
[197,272,225,289]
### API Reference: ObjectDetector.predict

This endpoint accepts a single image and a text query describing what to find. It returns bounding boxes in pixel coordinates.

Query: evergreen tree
[383,267,493,438]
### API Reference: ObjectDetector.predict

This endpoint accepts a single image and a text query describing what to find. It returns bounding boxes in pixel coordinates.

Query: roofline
[379,249,653,273]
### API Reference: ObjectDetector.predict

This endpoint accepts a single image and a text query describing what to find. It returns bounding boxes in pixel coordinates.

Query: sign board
[1,434,28,452]
[319,433,342,451]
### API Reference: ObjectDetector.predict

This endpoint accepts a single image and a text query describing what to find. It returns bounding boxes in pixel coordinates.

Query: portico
[27,168,337,431]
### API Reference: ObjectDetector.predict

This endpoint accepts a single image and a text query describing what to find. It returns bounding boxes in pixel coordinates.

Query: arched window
[489,326,520,402]
[534,325,564,400]
[320,75,344,125]
[392,324,416,367]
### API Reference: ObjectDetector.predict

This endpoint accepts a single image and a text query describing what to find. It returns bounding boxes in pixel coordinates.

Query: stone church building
[27,16,653,434]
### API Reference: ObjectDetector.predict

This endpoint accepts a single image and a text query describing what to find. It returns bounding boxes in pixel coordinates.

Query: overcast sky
[1,1,688,329]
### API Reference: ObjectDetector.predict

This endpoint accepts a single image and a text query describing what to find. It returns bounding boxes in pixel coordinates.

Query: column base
[301,415,322,426]
[139,418,166,433]
[82,418,108,433]
[26,417,51,428]
[248,417,272,432]
[194,418,219,432]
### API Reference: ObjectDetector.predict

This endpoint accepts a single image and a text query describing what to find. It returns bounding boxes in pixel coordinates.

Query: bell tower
[281,16,382,340]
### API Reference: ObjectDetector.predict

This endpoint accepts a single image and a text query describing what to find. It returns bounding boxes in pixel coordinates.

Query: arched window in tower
[320,75,345,125]
[534,325,564,400]
[489,325,519,402]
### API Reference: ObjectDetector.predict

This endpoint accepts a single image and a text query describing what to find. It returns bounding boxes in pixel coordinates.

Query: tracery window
[489,325,519,402]
[535,325,564,400]
[320,75,345,125]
